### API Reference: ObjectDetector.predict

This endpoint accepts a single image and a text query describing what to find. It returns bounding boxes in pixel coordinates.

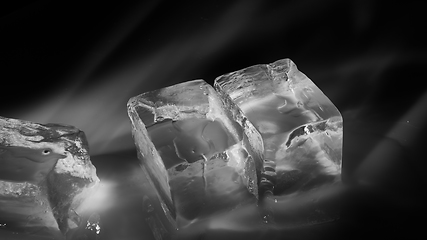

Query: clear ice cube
[215,59,343,223]
[127,80,264,230]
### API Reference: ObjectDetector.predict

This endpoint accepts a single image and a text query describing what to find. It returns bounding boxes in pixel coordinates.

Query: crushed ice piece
[0,116,100,239]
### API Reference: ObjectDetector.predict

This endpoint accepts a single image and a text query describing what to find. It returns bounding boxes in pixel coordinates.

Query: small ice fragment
[0,116,100,239]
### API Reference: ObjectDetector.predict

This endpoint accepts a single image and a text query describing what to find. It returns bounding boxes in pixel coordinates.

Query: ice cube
[215,59,342,223]
[0,116,100,239]
[127,80,264,230]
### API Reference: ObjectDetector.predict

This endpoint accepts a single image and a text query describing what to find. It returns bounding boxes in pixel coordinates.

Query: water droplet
[277,99,287,108]
[81,216,102,238]
[277,100,288,113]
[143,196,155,213]
[156,116,165,122]
[42,149,51,155]
[304,87,314,93]
[262,215,269,224]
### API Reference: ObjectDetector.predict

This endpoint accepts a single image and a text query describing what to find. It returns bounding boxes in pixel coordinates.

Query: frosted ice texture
[0,116,100,239]
[127,80,263,231]
[214,58,342,196]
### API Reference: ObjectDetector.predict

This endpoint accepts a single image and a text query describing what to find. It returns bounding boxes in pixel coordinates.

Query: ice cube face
[214,58,342,196]
[127,80,263,230]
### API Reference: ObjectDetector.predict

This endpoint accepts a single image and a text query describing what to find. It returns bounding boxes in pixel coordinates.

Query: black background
[1,0,427,239]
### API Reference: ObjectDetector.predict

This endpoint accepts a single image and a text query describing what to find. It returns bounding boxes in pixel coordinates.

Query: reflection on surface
[76,150,343,240]
[1,107,425,240]
[0,148,343,239]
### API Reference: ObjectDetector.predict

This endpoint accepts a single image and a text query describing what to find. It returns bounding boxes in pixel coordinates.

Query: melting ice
[214,58,343,224]
[128,59,343,237]
[127,80,263,233]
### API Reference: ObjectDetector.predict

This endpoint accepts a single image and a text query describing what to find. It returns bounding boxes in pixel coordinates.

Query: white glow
[76,180,117,214]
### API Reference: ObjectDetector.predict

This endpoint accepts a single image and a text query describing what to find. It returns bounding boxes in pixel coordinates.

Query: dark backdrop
[1,0,426,239]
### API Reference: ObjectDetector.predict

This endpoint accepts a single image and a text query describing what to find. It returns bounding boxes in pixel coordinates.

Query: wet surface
[1,128,426,239]
[67,150,343,240]
[0,144,343,239]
